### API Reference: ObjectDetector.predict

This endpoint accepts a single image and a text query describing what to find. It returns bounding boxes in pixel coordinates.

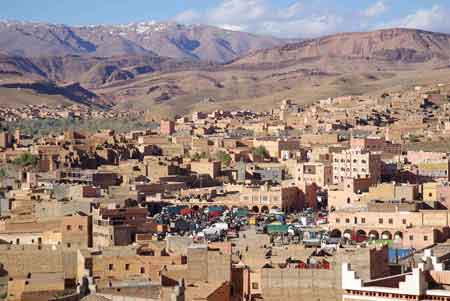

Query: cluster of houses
[0,82,450,300]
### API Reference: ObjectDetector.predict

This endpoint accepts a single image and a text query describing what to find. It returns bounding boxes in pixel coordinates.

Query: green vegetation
[408,134,421,143]
[1,118,158,137]
[192,153,202,161]
[12,153,39,168]
[215,150,232,166]
[192,152,209,161]
[252,145,269,160]
[0,169,6,178]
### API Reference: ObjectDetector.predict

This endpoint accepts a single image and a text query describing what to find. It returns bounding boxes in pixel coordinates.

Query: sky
[2,0,450,38]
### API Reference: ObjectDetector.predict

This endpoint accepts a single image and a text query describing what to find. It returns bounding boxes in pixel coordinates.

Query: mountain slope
[2,27,450,114]
[0,21,286,63]
[231,28,450,68]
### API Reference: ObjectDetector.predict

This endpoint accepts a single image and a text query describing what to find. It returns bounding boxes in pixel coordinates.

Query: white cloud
[278,2,303,19]
[208,0,268,25]
[173,0,341,38]
[172,0,450,38]
[262,15,342,38]
[173,9,201,24]
[378,5,450,32]
[219,24,246,32]
[362,1,387,17]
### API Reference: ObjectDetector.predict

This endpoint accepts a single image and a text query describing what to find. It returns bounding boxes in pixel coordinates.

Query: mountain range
[0,21,285,62]
[1,21,450,117]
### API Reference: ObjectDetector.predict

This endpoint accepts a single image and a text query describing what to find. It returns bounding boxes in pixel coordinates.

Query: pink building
[160,119,175,136]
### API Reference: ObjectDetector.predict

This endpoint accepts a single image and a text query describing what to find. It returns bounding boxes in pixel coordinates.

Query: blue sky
[2,0,450,38]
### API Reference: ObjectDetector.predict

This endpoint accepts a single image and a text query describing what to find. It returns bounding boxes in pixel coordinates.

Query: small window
[388,218,393,224]
[336,218,340,223]
[424,236,428,241]
[402,219,407,225]
[428,193,433,197]
[361,218,366,224]
[109,264,114,271]
[252,282,259,290]
[66,225,71,231]
[78,225,83,231]
[345,218,350,224]
[378,218,383,224]
[125,264,130,271]
[67,243,71,248]
[140,267,145,274]
[409,235,414,241]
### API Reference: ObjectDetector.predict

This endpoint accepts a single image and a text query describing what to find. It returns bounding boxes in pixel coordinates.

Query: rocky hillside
[0,21,285,63]
[231,28,450,68]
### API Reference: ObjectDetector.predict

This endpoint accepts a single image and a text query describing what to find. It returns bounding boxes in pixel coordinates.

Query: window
[109,264,114,271]
[252,282,259,290]
[361,218,366,224]
[336,218,340,223]
[388,218,393,224]
[378,218,383,224]
[347,198,351,204]
[354,217,357,224]
[402,219,407,225]
[125,264,130,271]
[428,193,433,197]
[140,267,145,274]
[67,243,71,248]
[345,218,350,224]
[66,225,71,231]
[409,235,414,241]
[424,236,428,241]
[78,225,83,231]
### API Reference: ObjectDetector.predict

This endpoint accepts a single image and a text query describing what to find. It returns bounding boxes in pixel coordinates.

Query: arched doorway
[343,229,353,240]
[252,206,259,213]
[381,231,392,240]
[192,205,200,211]
[329,229,342,238]
[368,230,379,240]
[356,230,367,241]
[394,231,403,241]
[261,206,269,213]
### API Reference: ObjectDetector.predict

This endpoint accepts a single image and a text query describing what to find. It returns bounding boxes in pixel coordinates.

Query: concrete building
[295,162,333,188]
[253,138,300,159]
[350,136,402,156]
[342,249,450,301]
[190,160,222,179]
[332,149,381,185]
[329,209,450,249]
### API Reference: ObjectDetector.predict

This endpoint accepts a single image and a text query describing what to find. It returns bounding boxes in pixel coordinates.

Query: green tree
[215,150,232,166]
[12,153,39,168]
[192,153,202,161]
[252,146,269,160]
[408,134,420,143]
